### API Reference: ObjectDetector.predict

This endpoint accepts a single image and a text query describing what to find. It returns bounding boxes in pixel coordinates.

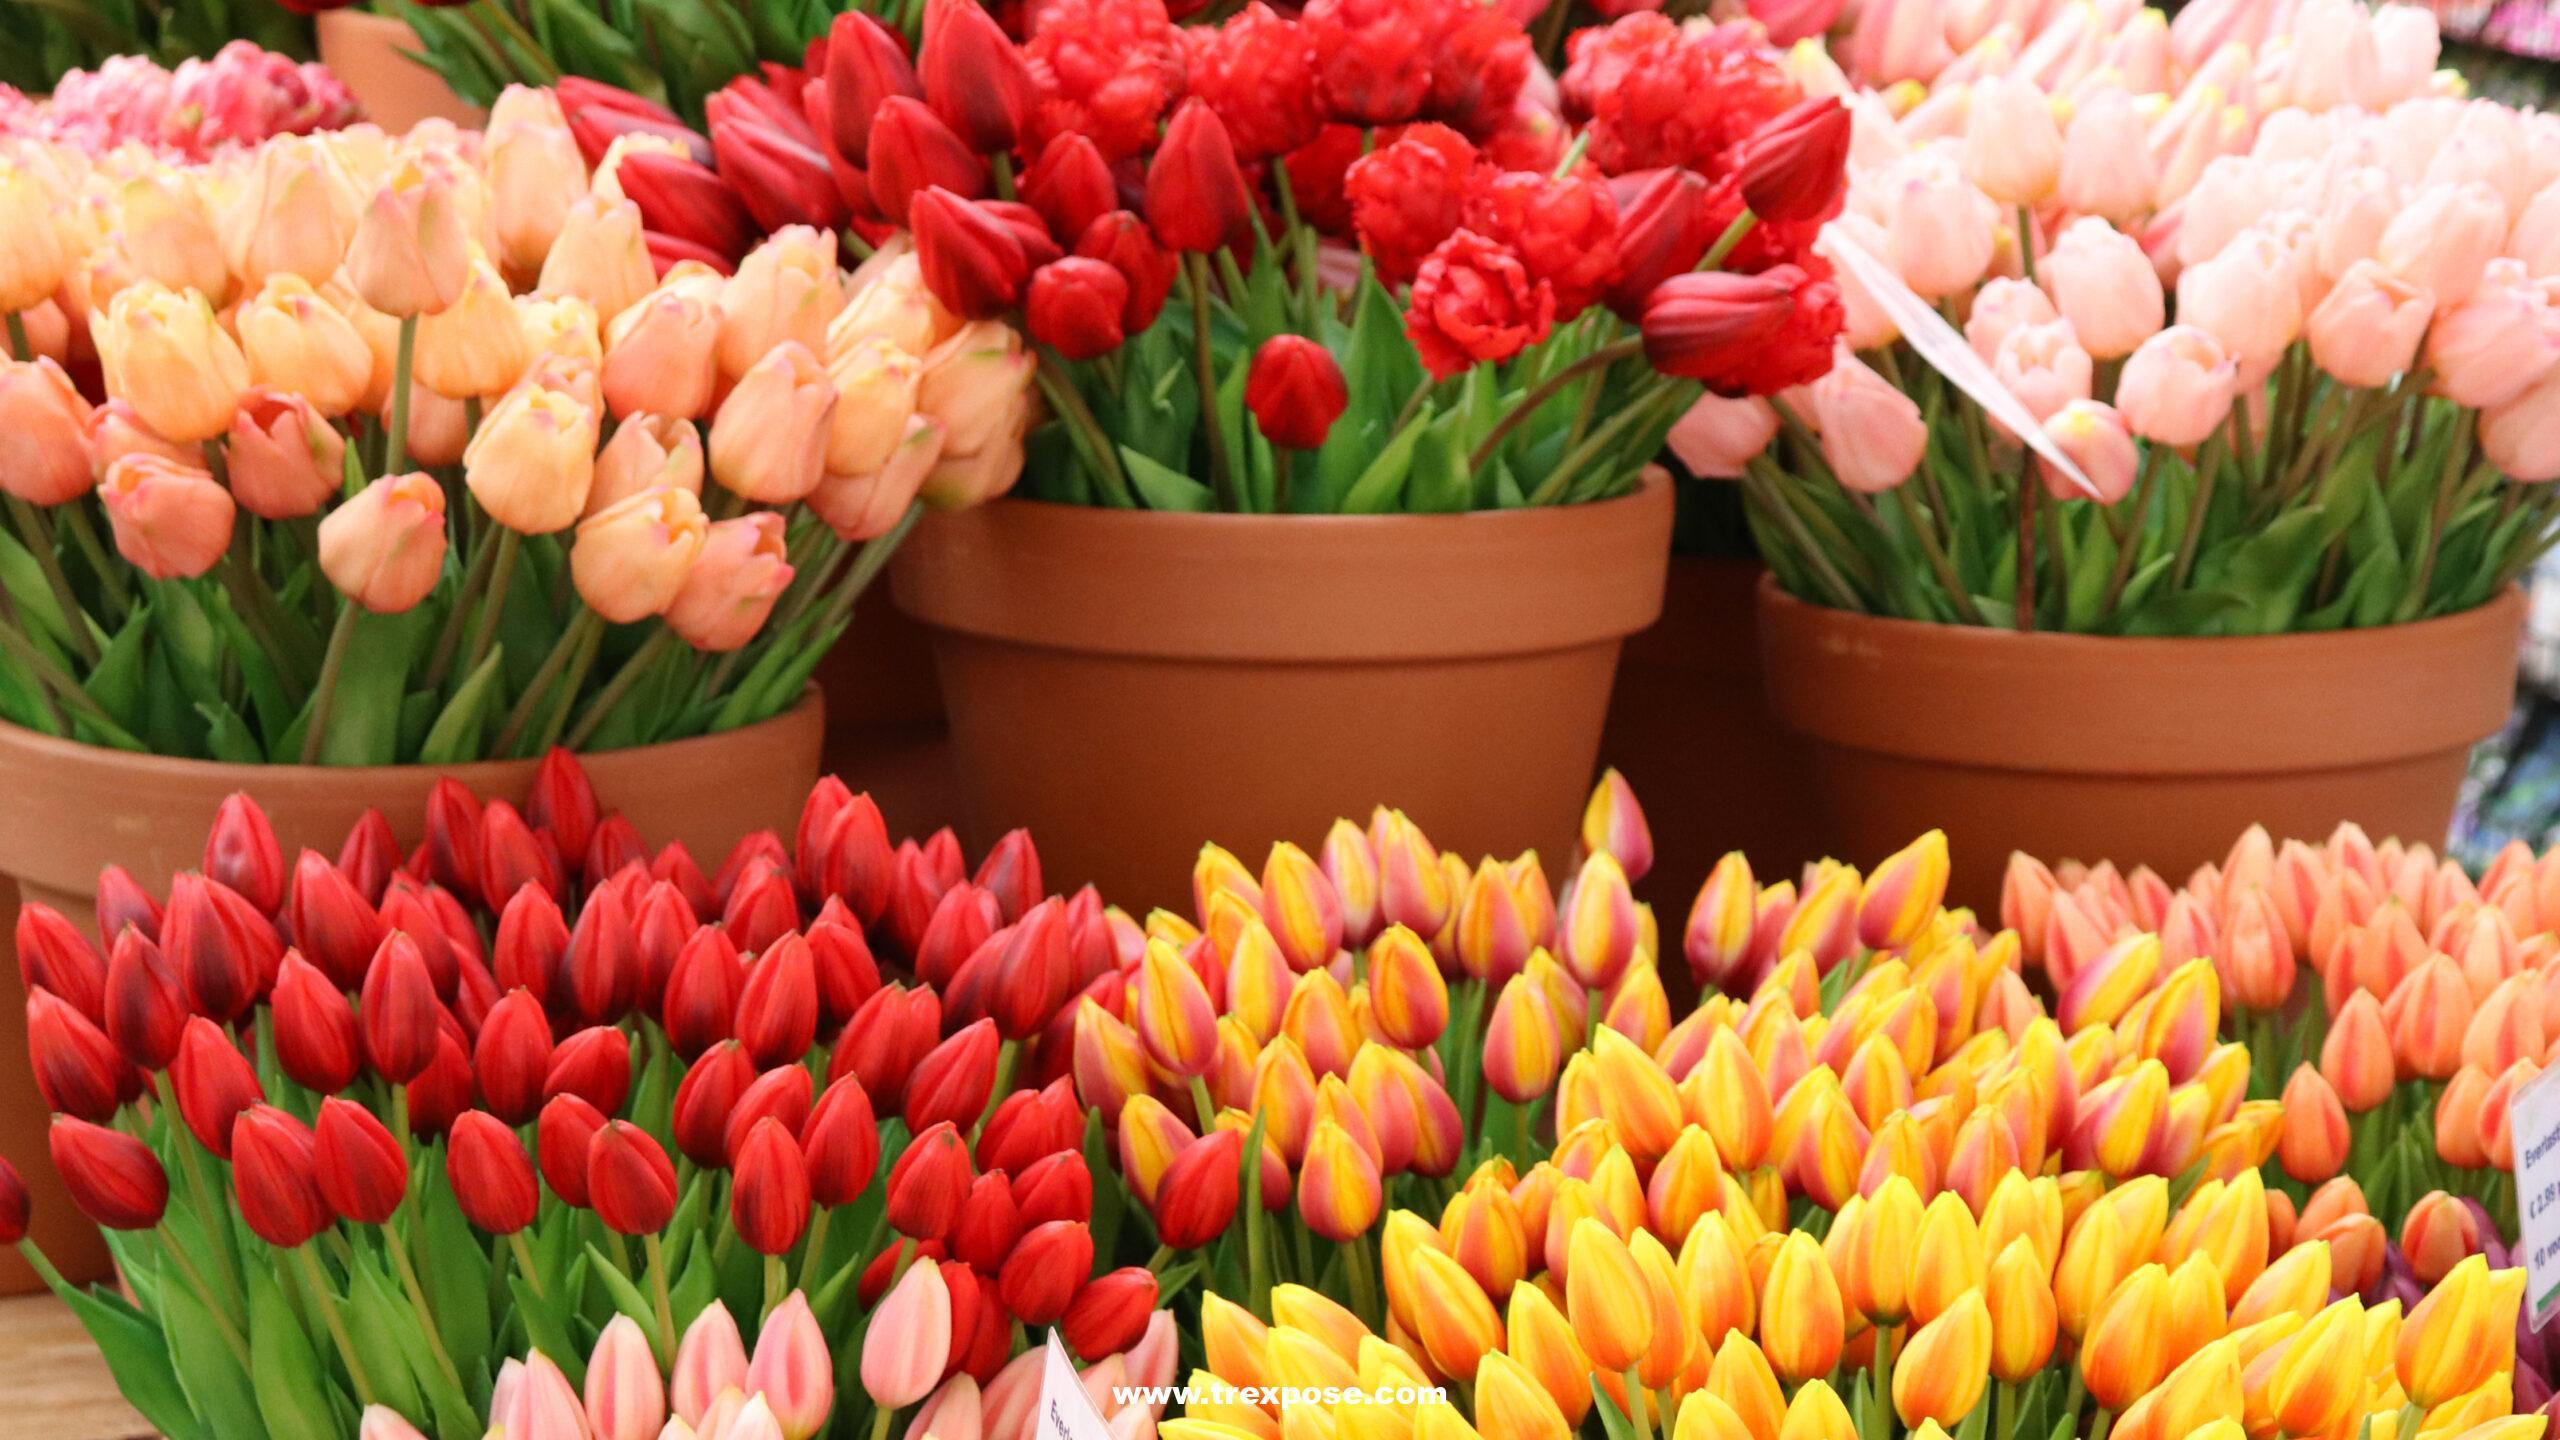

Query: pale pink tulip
[1666,394,1779,479]
[2370,6,2442,105]
[500,1351,589,1440]
[226,389,345,521]
[1818,213,1902,349]
[1807,347,1928,493]
[2038,400,2138,503]
[2175,230,2302,381]
[2306,261,2432,388]
[1847,0,1955,83]
[2041,218,2163,359]
[2508,177,2560,279]
[862,1259,953,1409]
[320,474,449,614]
[2276,0,2380,111]
[0,357,94,505]
[358,1407,429,1440]
[2148,82,2250,209]
[99,454,233,580]
[746,1292,834,1440]
[2176,157,2270,270]
[2481,362,2560,482]
[2380,181,2509,312]
[911,1376,984,1440]
[1124,1311,1178,1392]
[980,1349,1044,1440]
[588,1314,668,1440]
[2168,0,2278,86]
[2115,325,2237,447]
[1885,154,1998,299]
[673,1301,751,1426]
[727,1395,788,1440]
[1992,318,2094,422]
[1965,277,2059,364]
[2056,88,2159,226]
[2425,259,2560,409]
[1964,76,2063,206]
[2314,167,2399,284]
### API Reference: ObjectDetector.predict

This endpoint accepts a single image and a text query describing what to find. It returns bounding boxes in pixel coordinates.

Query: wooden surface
[0,1293,152,1439]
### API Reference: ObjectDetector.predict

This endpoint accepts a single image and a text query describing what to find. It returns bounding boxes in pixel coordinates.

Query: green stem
[1185,254,1237,510]
[292,1244,384,1407]
[2014,447,2038,630]
[57,505,129,622]
[421,513,501,692]
[973,1039,1022,1143]
[1468,337,1645,472]
[1701,211,1759,272]
[1189,1074,1219,1131]
[527,612,607,755]
[490,609,604,756]
[4,311,29,360]
[1623,1365,1653,1440]
[507,1231,547,1300]
[7,498,97,665]
[798,1207,834,1295]
[561,625,677,752]
[1033,354,1136,506]
[387,315,419,478]
[298,598,363,764]
[463,528,521,680]
[387,1234,470,1403]
[2015,206,2039,283]
[645,1233,677,1362]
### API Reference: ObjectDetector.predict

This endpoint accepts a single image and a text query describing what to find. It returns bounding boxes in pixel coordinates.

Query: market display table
[0,1293,150,1439]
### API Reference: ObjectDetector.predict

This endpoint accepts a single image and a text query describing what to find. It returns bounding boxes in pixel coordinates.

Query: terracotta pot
[315,10,487,133]
[1599,557,1818,914]
[0,689,824,1295]
[816,599,962,840]
[892,480,1675,914]
[1758,578,2525,912]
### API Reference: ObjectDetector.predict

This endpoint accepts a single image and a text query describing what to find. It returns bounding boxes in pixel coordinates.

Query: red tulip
[977,1076,1082,1173]
[27,988,129,1122]
[886,1120,974,1239]
[1145,101,1250,255]
[1154,1128,1244,1248]
[1025,259,1129,361]
[915,884,999,992]
[589,1120,678,1234]
[1603,168,1711,318]
[271,952,361,1094]
[880,843,950,958]
[204,793,285,915]
[709,85,853,235]
[173,1016,263,1158]
[474,988,554,1125]
[1245,336,1348,450]
[807,913,881,1029]
[804,791,893,922]
[491,885,568,1009]
[620,151,757,264]
[286,849,386,988]
[525,749,599,860]
[232,1104,331,1247]
[958,1261,1012,1383]
[538,1093,605,1205]
[738,932,821,1068]
[337,809,401,905]
[803,1076,880,1207]
[314,1096,407,1225]
[1060,1268,1156,1361]
[910,187,1032,319]
[1012,1150,1092,1227]
[0,1157,28,1245]
[919,0,1031,152]
[559,77,709,165]
[823,10,922,165]
[906,1017,1001,1133]
[652,840,718,918]
[49,1115,167,1229]
[998,1219,1094,1324]
[831,983,941,1108]
[406,1028,476,1139]
[653,1049,746,1175]
[732,1117,812,1256]
[715,833,789,908]
[17,902,105,1023]
[103,929,186,1072]
[1640,270,1799,381]
[588,815,649,892]
[1073,211,1178,337]
[868,99,987,229]
[361,932,444,1084]
[421,779,486,905]
[479,801,563,906]
[567,883,641,1025]
[664,926,745,1059]
[1738,97,1852,225]
[1021,137,1117,250]
[449,1110,538,1234]
[163,872,279,1024]
[631,880,697,1008]
[723,1064,817,1165]
[377,884,461,998]
[94,865,163,947]
[950,1170,1023,1271]
[545,1025,633,1116]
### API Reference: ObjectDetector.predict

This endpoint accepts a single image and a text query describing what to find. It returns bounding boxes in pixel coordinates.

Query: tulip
[2306,260,2433,388]
[0,357,93,506]
[95,281,247,444]
[1640,271,1798,384]
[1484,974,1563,1104]
[666,513,793,652]
[570,485,709,624]
[447,1112,538,1231]
[319,472,449,614]
[1133,937,1219,1077]
[231,1104,332,1247]
[1025,258,1128,362]
[2115,325,2237,448]
[2080,1263,2170,1410]
[2427,259,2560,409]
[541,196,659,324]
[466,378,599,534]
[732,1117,813,1256]
[1761,1231,1846,1383]
[1244,335,1350,452]
[49,1116,167,1230]
[0,159,69,312]
[1156,1129,1245,1248]
[1146,100,1252,255]
[27,986,127,1124]
[2380,181,2509,312]
[1300,1117,1384,1241]
[1892,1289,1992,1428]
[2038,402,2138,505]
[2482,361,2560,481]
[586,1315,667,1440]
[1741,97,1853,224]
[867,1259,955,1406]
[588,1119,678,1234]
[103,931,184,1074]
[2398,1255,2517,1407]
[170,1016,264,1161]
[1808,348,1928,493]
[887,1120,974,1240]
[1964,77,2063,206]
[709,340,836,505]
[748,1291,835,1440]
[96,454,232,581]
[345,162,472,319]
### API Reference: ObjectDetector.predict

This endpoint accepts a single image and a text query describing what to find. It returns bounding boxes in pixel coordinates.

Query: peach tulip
[465,380,599,534]
[2056,89,2159,227]
[486,87,587,280]
[709,341,837,505]
[0,160,69,313]
[602,279,723,420]
[539,195,657,324]
[1965,278,2059,364]
[572,486,708,624]
[1964,77,2064,207]
[2307,261,2432,388]
[2115,326,2237,448]
[416,260,530,401]
[1884,154,1997,299]
[221,136,358,288]
[2038,400,2138,504]
[666,513,794,652]
[236,274,374,418]
[0,357,95,505]
[2380,181,2508,312]
[2315,167,2399,285]
[591,413,704,516]
[584,1314,666,1440]
[812,415,944,540]
[345,161,472,319]
[114,173,227,305]
[227,390,345,521]
[320,473,450,614]
[2424,259,2560,409]
[721,228,844,381]
[95,282,248,444]
[519,294,604,372]
[2481,362,2560,482]
[99,454,234,580]
[2175,231,2302,382]
[826,337,924,478]
[1992,319,2094,423]
[672,1302,750,1426]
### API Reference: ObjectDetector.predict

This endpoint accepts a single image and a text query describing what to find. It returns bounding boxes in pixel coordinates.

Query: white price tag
[1036,1331,1117,1440]
[2510,1063,2560,1328]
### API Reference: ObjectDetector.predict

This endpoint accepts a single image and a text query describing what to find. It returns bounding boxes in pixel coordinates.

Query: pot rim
[1757,576,2525,776]
[891,474,1675,663]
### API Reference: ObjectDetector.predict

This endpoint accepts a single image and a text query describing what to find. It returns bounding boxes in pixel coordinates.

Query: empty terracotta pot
[1758,578,2525,912]
[892,480,1675,913]
[0,689,824,1294]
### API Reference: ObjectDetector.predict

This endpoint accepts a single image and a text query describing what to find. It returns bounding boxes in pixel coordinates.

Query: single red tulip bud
[421,779,486,905]
[566,883,641,1026]
[525,749,600,861]
[993,902,1075,1041]
[916,886,1000,994]
[453,953,501,1037]
[950,1170,1023,1271]
[794,778,857,895]
[715,832,790,908]
[492,884,569,1009]
[869,99,988,228]
[0,1158,28,1245]
[1146,100,1250,255]
[880,842,951,959]
[1738,96,1851,225]
[723,1064,817,1165]
[724,862,802,959]
[1603,167,1711,319]
[997,1218,1092,1324]
[18,902,106,1024]
[911,186,1033,319]
[205,793,285,915]
[232,1104,331,1247]
[49,1115,167,1229]
[920,0,1032,151]
[941,1256,987,1361]
[314,1096,407,1225]
[545,1025,633,1116]
[824,9,922,164]
[942,937,1006,1035]
[619,150,757,265]
[807,914,881,1029]
[589,1120,678,1235]
[478,801,563,907]
[738,932,821,1068]
[537,1093,605,1205]
[808,793,894,923]
[337,809,401,905]
[1245,336,1349,450]
[831,983,939,1108]
[960,1262,1013,1382]
[803,1076,880,1207]
[651,840,718,919]
[631,881,697,1009]
[449,1110,538,1233]
[28,987,132,1122]
[94,866,163,947]
[474,989,555,1125]
[886,1120,974,1239]
[673,1042,759,1167]
[559,77,708,166]
[857,1237,946,1306]
[1640,269,1799,383]
[1022,136,1118,248]
[732,1117,813,1256]
[981,1076,1083,1173]
[1026,259,1129,361]
[967,829,1039,921]
[104,929,186,1073]
[271,953,361,1094]
[1073,211,1178,337]
[406,1028,475,1139]
[361,932,444,1084]
[173,1016,263,1157]
[286,849,387,988]
[586,815,649,893]
[1154,1128,1244,1248]
[1060,1268,1157,1361]
[906,1017,1002,1134]
[163,872,279,1024]
[377,886,459,999]
[664,926,745,1060]
[1012,1150,1093,1227]
[1064,887,1116,986]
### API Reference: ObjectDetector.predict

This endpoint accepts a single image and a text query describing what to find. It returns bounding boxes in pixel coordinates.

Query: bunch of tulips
[0,41,359,160]
[0,82,1032,766]
[2,752,1178,1440]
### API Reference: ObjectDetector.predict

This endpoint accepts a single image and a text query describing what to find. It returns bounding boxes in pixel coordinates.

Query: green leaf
[196,700,264,765]
[247,1257,342,1440]
[418,646,508,765]
[1121,449,1216,512]
[40,1277,209,1440]
[506,1271,589,1392]
[584,1243,669,1366]
[81,604,150,728]
[1340,407,1431,514]
[409,1150,494,1388]
[312,607,435,765]
[339,1254,429,1425]
[1407,411,1472,514]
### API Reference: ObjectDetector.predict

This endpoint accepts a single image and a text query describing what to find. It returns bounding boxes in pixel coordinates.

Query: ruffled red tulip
[1025,259,1128,360]
[978,1076,1082,1173]
[478,801,562,905]
[271,953,361,1094]
[911,187,1032,319]
[103,929,185,1072]
[1154,1128,1243,1248]
[493,885,569,1008]
[337,810,401,905]
[474,988,555,1124]
[824,10,922,164]
[163,872,280,1023]
[16,903,105,1023]
[920,0,1032,152]
[1245,336,1348,450]
[538,1093,605,1205]
[567,883,641,1025]
[732,1117,813,1256]
[886,1120,974,1239]
[287,849,386,988]
[907,1017,1001,1133]
[94,866,163,947]
[173,1016,262,1158]
[951,1170,1024,1271]
[421,779,486,904]
[1013,1150,1092,1227]
[314,1096,407,1225]
[204,793,285,915]
[1739,97,1851,225]
[588,1120,678,1234]
[723,1064,816,1165]
[832,982,941,1108]
[739,932,821,1068]
[998,1219,1094,1324]
[1060,1268,1157,1361]
[804,1076,881,1207]
[525,749,599,861]
[545,1025,633,1115]
[664,926,745,1059]
[1022,137,1116,250]
[50,1115,167,1229]
[28,988,129,1122]
[361,932,444,1084]
[807,913,881,1029]
[449,1110,538,1234]
[673,1042,759,1167]
[406,1028,476,1139]
[1146,100,1250,254]
[0,1158,27,1245]
[233,1104,331,1247]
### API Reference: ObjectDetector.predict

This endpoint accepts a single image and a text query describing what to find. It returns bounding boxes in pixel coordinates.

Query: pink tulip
[2148,81,2250,209]
[710,341,837,506]
[587,1314,668,1440]
[2307,261,2433,388]
[2169,0,2280,78]
[1963,76,2063,206]
[2509,177,2560,280]
[1964,277,2058,364]
[1124,1310,1178,1391]
[2481,362,2560,482]
[980,1348,1044,1440]
[2370,7,2442,104]
[602,283,722,421]
[1992,319,2094,423]
[2275,0,2380,111]
[2175,157,2270,270]
[2425,259,2560,409]
[2175,231,2302,382]
[320,474,449,614]
[1667,394,1779,479]
[0,357,95,506]
[226,389,345,521]
[2115,325,2237,447]
[99,453,233,580]
[358,1407,430,1440]
[2037,400,2138,503]
[1820,213,1902,350]
[910,1375,984,1440]
[862,1255,953,1408]
[1847,0,1955,84]
[747,1291,834,1440]
[499,1351,589,1440]
[665,513,793,653]
[2315,167,2399,285]
[2056,89,2158,227]
[673,1300,750,1426]
[810,415,943,541]
[2380,181,2509,312]
[1884,153,1997,299]
[1807,346,1928,494]
[728,1395,789,1440]
[2041,219,2163,360]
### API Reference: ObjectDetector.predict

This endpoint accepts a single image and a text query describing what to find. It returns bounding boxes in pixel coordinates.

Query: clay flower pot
[314,10,487,133]
[815,600,962,838]
[1758,578,2525,911]
[892,479,1675,913]
[0,688,824,1294]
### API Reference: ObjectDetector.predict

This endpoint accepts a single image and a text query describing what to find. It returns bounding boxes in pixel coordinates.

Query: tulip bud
[313,1096,407,1226]
[1245,336,1349,451]
[1740,97,1852,224]
[98,454,233,580]
[1146,101,1252,254]
[865,1256,954,1406]
[584,1314,667,1440]
[673,1301,749,1426]
[710,341,837,505]
[732,1117,813,1256]
[1640,271,1798,386]
[888,1120,975,1240]
[1025,258,1129,361]
[49,1115,168,1229]
[1061,1268,1157,1361]
[28,987,130,1124]
[588,1119,678,1234]
[347,163,472,318]
[667,513,793,652]
[173,1016,263,1158]
[466,378,599,534]
[232,1104,332,1247]
[320,472,450,614]
[95,282,248,443]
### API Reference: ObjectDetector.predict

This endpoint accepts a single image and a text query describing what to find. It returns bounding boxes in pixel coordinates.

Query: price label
[2510,1062,2560,1328]
[1034,1330,1116,1440]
